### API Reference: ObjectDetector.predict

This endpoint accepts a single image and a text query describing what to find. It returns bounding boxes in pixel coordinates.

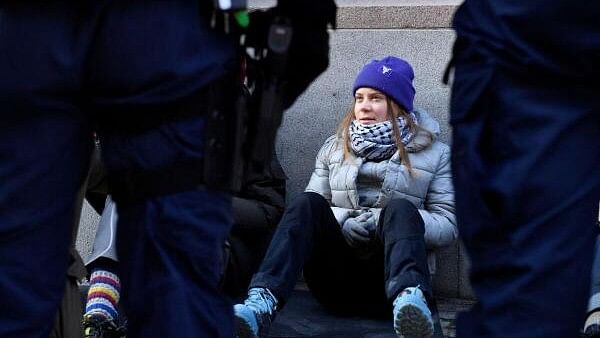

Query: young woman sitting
[233,56,458,338]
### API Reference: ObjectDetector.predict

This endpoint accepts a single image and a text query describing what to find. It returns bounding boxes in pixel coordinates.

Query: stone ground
[270,283,475,338]
[80,282,475,338]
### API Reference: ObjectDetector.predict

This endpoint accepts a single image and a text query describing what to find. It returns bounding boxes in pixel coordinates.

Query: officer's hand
[342,212,373,248]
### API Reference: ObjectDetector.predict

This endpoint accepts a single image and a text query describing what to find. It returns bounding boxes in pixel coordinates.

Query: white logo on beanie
[382,65,392,75]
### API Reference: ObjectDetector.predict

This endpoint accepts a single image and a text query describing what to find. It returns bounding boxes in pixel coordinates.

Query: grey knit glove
[342,212,375,247]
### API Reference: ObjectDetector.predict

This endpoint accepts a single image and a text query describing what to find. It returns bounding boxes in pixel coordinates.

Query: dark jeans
[250,192,431,315]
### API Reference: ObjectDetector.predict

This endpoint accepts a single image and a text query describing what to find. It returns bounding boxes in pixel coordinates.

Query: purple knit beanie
[352,56,415,112]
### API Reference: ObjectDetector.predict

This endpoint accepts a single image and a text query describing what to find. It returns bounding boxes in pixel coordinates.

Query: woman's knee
[283,192,332,230]
[384,198,419,217]
[380,198,424,234]
[292,192,329,209]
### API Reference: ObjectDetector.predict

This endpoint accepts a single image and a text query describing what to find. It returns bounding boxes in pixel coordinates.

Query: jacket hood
[406,108,439,153]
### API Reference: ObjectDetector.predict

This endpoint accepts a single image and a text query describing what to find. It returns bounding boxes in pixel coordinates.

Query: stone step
[270,285,475,338]
[249,0,463,29]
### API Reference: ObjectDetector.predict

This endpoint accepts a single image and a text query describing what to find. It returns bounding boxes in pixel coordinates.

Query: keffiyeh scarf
[349,113,417,161]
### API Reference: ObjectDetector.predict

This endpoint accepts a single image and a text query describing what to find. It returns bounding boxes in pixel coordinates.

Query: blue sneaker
[584,311,600,338]
[234,287,278,338]
[393,286,434,338]
[584,324,600,338]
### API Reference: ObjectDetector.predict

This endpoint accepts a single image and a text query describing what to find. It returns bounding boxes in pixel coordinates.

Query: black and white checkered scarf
[349,113,417,161]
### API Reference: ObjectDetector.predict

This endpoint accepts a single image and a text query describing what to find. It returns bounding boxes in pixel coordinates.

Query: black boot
[82,314,126,338]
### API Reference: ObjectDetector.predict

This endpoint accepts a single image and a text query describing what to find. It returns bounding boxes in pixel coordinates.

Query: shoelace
[394,285,427,307]
[245,288,277,315]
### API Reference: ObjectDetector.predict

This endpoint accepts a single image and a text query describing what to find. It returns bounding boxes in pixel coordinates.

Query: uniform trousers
[451,58,600,337]
[0,1,235,337]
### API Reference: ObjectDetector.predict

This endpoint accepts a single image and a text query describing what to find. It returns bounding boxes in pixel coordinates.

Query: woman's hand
[342,212,376,247]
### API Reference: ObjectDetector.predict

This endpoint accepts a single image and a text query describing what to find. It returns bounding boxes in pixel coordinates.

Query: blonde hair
[336,96,428,175]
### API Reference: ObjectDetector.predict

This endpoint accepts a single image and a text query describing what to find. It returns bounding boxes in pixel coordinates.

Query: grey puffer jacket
[305,109,457,248]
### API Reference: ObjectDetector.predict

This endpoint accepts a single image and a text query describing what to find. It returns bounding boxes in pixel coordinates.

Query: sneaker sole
[394,303,434,338]
[235,314,258,338]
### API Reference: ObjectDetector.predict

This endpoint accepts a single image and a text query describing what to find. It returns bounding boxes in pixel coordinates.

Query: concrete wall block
[432,242,460,298]
[337,4,457,29]
[249,0,462,29]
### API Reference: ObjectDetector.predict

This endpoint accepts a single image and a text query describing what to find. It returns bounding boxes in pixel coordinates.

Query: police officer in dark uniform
[448,1,600,337]
[0,1,334,337]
